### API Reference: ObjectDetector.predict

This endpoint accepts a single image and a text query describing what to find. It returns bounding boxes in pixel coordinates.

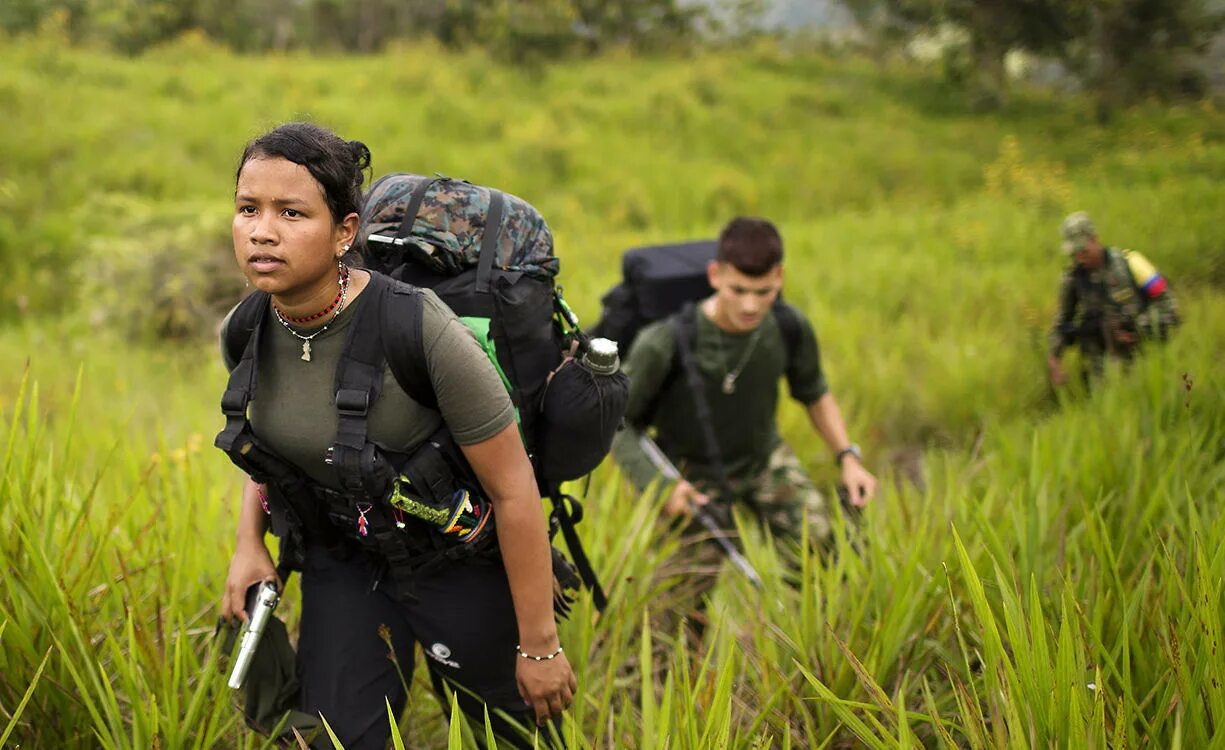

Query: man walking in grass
[1047,212,1181,386]
[610,217,878,630]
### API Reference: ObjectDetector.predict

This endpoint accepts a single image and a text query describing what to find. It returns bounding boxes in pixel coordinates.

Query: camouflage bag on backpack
[363,173,558,279]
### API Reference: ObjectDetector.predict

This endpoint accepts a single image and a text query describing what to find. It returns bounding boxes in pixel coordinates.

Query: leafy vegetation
[1,36,1223,747]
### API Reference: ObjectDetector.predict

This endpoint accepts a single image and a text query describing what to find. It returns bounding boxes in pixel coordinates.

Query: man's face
[1073,236,1106,270]
[707,261,783,333]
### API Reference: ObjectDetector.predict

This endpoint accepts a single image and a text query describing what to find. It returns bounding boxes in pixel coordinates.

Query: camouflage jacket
[1048,248,1180,357]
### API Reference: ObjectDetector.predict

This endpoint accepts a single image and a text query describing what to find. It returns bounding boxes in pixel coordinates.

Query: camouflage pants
[1078,337,1135,377]
[654,442,828,640]
[1068,317,1141,380]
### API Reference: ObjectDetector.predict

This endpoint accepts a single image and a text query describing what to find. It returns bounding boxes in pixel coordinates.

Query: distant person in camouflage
[611,218,878,627]
[1047,212,1181,385]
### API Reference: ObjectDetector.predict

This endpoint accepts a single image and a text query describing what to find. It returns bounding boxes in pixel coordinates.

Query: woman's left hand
[515,649,577,727]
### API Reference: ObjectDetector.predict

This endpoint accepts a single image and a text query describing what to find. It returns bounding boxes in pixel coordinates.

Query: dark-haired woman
[218,122,575,749]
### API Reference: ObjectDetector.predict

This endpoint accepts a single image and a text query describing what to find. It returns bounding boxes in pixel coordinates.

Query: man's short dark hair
[717,217,783,276]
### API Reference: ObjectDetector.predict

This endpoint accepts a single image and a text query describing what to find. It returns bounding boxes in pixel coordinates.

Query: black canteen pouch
[536,355,629,484]
[214,423,319,569]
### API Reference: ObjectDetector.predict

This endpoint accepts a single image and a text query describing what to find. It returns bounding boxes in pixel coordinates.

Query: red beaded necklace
[273,264,351,324]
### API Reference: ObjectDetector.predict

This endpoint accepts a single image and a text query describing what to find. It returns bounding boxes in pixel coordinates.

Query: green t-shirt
[220,286,515,490]
[611,303,827,489]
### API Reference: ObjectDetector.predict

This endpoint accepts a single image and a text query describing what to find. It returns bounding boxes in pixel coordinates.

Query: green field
[2,30,1224,748]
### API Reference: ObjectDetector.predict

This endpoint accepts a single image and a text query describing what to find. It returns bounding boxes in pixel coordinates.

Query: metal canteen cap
[582,338,620,375]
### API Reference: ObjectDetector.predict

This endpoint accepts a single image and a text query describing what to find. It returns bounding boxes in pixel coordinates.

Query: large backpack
[591,240,803,371]
[360,173,626,609]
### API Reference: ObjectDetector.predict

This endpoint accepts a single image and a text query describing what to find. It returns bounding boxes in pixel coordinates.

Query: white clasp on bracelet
[516,644,564,661]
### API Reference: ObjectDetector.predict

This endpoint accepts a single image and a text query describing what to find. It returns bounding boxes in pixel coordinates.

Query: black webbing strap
[669,304,736,502]
[549,493,607,612]
[475,190,505,294]
[371,524,422,600]
[395,177,441,244]
[330,276,390,495]
[216,294,268,454]
[214,294,315,550]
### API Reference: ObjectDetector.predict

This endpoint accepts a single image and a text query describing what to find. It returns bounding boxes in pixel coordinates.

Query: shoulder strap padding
[771,300,804,368]
[375,273,438,411]
[223,291,271,371]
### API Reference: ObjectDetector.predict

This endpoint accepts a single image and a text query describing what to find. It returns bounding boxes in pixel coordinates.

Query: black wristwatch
[835,444,862,466]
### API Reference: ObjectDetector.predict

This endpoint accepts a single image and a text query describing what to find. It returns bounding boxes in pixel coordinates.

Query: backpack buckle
[221,388,249,416]
[335,389,370,416]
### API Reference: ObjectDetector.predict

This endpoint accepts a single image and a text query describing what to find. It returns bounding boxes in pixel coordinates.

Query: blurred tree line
[1,0,1220,106]
[844,0,1225,114]
[0,0,708,59]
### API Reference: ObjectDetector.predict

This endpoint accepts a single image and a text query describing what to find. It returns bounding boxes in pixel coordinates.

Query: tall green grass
[1,34,1223,748]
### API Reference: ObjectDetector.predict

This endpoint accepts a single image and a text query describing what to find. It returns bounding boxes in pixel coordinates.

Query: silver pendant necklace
[715,322,763,395]
[271,264,350,362]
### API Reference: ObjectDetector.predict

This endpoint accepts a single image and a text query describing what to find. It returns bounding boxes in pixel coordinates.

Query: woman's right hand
[221,538,278,623]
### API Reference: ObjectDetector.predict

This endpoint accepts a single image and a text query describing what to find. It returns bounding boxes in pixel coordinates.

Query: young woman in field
[217,122,574,749]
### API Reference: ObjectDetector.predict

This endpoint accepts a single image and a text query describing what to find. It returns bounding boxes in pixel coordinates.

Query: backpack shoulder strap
[669,303,734,500]
[375,272,439,411]
[635,305,687,428]
[222,292,270,371]
[772,300,804,369]
[215,292,269,454]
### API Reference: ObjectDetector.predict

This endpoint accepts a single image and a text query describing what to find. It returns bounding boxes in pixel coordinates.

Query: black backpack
[360,173,627,608]
[591,240,803,371]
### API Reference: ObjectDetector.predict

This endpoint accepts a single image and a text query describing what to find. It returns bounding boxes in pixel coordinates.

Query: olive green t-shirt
[611,303,827,489]
[220,286,515,489]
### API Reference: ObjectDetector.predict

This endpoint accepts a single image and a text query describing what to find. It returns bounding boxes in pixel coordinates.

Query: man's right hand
[1047,354,1068,387]
[664,480,711,518]
[222,538,278,624]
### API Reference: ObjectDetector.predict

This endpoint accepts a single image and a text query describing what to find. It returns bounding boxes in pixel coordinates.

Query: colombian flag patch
[1141,274,1167,298]
[1124,250,1167,299]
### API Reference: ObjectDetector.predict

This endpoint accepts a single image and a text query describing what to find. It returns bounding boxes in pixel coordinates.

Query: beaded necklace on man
[271,262,350,362]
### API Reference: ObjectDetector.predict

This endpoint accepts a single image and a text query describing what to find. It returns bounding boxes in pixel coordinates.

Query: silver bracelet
[516,644,564,661]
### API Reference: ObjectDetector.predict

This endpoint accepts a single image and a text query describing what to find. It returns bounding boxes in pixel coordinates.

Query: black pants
[297,544,558,749]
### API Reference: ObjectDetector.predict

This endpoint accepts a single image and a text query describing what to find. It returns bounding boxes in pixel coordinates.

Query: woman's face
[232,156,352,301]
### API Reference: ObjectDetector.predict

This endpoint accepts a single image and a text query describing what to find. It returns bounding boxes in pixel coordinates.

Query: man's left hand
[840,458,878,507]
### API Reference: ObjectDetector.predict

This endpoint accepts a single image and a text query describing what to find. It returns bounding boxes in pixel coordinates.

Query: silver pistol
[227,581,281,690]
